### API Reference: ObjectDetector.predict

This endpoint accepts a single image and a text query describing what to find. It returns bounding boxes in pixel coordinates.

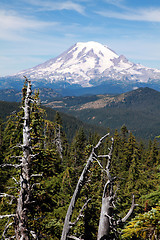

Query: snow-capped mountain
[12,41,160,88]
[1,41,160,95]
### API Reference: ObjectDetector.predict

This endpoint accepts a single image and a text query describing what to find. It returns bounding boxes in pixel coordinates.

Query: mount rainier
[1,41,160,94]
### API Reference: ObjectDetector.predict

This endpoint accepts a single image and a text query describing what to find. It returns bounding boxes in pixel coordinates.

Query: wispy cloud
[104,0,125,8]
[0,10,57,30]
[96,7,160,22]
[26,0,85,14]
[0,9,58,41]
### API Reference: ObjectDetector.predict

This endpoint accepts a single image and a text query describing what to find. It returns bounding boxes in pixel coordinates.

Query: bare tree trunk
[55,124,63,160]
[61,134,109,240]
[97,138,137,240]
[97,181,114,240]
[97,138,114,240]
[15,79,32,240]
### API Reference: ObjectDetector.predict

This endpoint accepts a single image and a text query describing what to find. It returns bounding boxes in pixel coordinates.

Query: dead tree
[97,138,137,240]
[14,79,32,239]
[61,134,137,240]
[54,122,63,160]
[61,133,110,240]
[0,79,37,239]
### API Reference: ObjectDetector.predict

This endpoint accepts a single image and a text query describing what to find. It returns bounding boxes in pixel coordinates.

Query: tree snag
[97,138,137,240]
[14,79,32,240]
[97,138,114,240]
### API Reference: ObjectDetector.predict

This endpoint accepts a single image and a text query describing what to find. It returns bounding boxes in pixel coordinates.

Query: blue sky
[1,0,160,76]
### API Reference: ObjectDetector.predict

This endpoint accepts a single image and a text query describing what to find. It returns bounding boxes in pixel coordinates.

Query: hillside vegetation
[44,87,160,139]
[0,100,106,142]
[0,82,159,239]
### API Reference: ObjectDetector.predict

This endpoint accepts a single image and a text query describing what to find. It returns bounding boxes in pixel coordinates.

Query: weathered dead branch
[61,133,109,240]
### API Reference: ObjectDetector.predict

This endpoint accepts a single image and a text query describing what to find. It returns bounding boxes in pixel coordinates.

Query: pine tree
[125,148,141,196]
[70,128,87,173]
[147,139,158,166]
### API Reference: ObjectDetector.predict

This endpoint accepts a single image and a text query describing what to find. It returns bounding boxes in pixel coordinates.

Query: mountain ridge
[43,87,160,139]
[44,87,160,110]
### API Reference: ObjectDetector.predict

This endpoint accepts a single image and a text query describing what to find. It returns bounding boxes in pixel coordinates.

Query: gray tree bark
[15,79,32,240]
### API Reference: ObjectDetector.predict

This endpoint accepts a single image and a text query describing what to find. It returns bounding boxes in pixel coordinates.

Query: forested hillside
[45,87,160,140]
[2,87,160,140]
[0,81,159,239]
[0,100,106,142]
[0,88,61,102]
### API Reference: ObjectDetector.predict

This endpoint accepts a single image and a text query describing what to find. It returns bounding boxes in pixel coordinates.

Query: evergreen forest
[0,80,159,240]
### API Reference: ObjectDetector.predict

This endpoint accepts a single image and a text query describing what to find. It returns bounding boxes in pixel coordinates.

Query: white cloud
[26,0,85,14]
[96,7,160,22]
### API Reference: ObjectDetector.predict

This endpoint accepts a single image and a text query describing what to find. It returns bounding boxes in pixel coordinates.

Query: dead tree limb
[2,219,14,240]
[70,198,91,227]
[0,163,24,168]
[0,193,16,205]
[117,195,138,224]
[0,214,16,219]
[61,133,109,240]
[68,236,83,240]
